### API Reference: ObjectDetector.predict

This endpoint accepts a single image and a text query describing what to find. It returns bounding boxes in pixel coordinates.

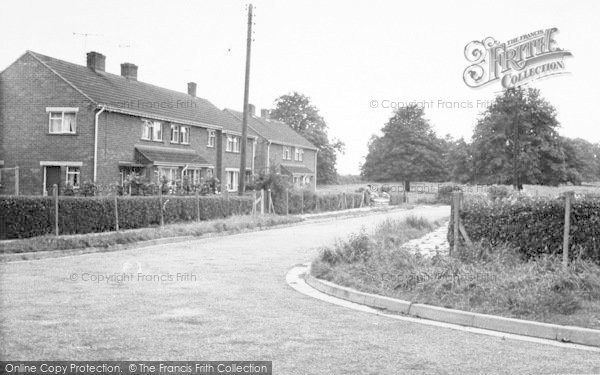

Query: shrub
[0,195,253,239]
[487,185,511,201]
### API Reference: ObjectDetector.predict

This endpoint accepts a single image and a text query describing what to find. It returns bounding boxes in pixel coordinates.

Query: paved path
[1,206,599,374]
[400,222,450,257]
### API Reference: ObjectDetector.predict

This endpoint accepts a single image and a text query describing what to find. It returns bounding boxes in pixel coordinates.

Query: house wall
[0,53,95,195]
[96,111,218,187]
[218,134,254,191]
[252,140,317,190]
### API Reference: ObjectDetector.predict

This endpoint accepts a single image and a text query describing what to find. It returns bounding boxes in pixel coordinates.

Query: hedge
[270,190,365,215]
[448,196,600,261]
[0,195,252,239]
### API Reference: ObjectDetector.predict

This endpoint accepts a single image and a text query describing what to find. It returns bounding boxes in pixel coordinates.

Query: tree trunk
[404,180,411,192]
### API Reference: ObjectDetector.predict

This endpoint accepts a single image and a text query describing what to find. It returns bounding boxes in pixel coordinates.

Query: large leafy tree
[471,87,570,188]
[270,92,344,184]
[360,104,446,189]
[443,136,473,183]
[561,137,600,183]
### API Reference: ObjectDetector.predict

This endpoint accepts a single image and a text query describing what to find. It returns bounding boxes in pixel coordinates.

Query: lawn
[311,216,600,330]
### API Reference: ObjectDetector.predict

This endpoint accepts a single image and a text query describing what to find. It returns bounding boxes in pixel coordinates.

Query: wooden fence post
[260,189,265,215]
[351,194,355,209]
[53,184,59,236]
[300,191,304,214]
[252,191,257,216]
[563,191,574,268]
[196,190,201,221]
[452,191,461,256]
[158,188,164,227]
[114,194,119,231]
[14,166,19,196]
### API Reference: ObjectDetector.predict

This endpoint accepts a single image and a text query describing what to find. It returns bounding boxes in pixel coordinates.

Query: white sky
[1,0,598,174]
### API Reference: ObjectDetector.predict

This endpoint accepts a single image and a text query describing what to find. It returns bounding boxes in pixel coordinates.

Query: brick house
[0,50,258,195]
[223,107,318,191]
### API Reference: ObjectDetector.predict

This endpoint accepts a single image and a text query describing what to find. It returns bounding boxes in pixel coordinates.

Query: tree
[269,92,344,184]
[360,104,446,189]
[443,136,472,183]
[561,138,600,183]
[471,87,570,188]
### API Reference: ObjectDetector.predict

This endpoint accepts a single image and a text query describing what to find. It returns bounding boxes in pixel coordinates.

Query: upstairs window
[170,124,180,143]
[141,121,152,140]
[283,146,291,160]
[226,135,240,153]
[142,120,162,141]
[294,147,304,161]
[47,108,78,134]
[207,130,216,147]
[180,126,190,144]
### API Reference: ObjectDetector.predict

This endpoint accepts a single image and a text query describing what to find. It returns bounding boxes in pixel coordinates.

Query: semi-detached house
[0,50,265,195]
[223,107,318,191]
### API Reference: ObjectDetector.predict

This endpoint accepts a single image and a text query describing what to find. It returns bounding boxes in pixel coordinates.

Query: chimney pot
[120,63,138,80]
[260,109,270,119]
[187,82,197,97]
[248,104,256,116]
[86,51,106,72]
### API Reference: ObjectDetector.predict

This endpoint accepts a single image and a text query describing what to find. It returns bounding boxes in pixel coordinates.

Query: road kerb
[304,267,600,348]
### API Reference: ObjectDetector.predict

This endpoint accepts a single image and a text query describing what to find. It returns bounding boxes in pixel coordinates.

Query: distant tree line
[361,87,600,189]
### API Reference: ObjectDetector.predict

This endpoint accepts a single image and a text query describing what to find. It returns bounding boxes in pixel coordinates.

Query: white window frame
[180,126,190,144]
[141,120,152,140]
[226,135,240,153]
[294,147,304,161]
[47,108,78,134]
[152,121,162,142]
[207,130,216,148]
[226,169,239,192]
[283,146,291,160]
[170,124,180,144]
[66,166,80,188]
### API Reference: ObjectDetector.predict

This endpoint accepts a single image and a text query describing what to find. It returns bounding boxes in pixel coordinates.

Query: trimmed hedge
[0,195,252,239]
[448,196,600,261]
[270,190,365,215]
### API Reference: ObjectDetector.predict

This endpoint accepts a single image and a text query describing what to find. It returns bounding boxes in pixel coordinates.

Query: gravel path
[400,222,450,257]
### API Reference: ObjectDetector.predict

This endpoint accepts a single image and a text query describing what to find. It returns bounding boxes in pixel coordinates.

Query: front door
[46,166,61,195]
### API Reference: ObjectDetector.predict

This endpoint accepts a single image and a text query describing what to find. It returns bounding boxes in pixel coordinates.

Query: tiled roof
[27,51,239,131]
[135,144,211,167]
[280,164,314,175]
[223,109,317,150]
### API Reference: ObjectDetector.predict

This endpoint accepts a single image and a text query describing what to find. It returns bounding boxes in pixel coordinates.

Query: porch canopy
[134,144,212,168]
[280,164,314,176]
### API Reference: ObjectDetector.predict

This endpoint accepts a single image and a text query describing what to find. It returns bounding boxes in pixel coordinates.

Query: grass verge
[0,215,302,254]
[311,216,600,329]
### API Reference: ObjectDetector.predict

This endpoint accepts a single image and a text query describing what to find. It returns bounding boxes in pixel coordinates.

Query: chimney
[120,63,138,80]
[187,82,197,97]
[86,51,106,72]
[248,103,256,116]
[260,109,270,119]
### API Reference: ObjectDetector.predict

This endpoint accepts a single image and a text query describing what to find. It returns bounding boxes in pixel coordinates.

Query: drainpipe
[94,106,107,183]
[251,138,256,174]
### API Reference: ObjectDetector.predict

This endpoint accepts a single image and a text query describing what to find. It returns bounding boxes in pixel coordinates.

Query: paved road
[1,206,599,374]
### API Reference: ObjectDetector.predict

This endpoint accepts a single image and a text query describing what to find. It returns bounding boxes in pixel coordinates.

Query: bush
[448,196,600,262]
[0,195,253,239]
[487,185,512,201]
